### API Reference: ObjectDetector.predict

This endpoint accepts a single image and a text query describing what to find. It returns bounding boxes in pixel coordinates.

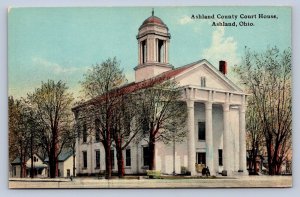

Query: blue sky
[8,7,291,99]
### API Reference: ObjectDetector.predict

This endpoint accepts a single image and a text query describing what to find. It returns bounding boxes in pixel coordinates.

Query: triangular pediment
[174,59,243,92]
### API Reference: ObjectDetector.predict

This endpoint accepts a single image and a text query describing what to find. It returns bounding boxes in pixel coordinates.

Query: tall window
[111,149,115,169]
[218,149,223,166]
[157,39,165,63]
[95,150,100,169]
[143,146,149,166]
[126,148,131,167]
[83,124,87,143]
[201,77,206,87]
[198,122,206,140]
[83,151,87,169]
[141,40,147,64]
[197,152,206,164]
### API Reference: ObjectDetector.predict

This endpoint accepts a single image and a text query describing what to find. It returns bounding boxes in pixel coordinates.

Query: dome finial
[152,8,154,16]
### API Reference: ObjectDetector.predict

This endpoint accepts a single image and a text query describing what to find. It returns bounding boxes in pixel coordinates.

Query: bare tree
[235,47,292,175]
[246,97,264,175]
[111,92,141,178]
[9,97,30,177]
[27,80,74,178]
[75,57,127,179]
[135,79,187,170]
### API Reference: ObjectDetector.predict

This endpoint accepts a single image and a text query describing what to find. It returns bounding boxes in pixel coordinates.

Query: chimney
[219,60,227,75]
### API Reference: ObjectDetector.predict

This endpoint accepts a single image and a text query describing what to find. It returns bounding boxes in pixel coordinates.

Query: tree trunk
[30,133,34,178]
[267,143,275,175]
[252,142,258,174]
[49,129,59,178]
[49,145,58,178]
[104,144,112,179]
[116,138,124,178]
[149,133,156,170]
[21,154,27,178]
[49,154,55,178]
[30,150,34,178]
[20,149,23,178]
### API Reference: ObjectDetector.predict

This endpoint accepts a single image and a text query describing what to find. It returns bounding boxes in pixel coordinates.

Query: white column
[205,101,215,175]
[223,102,230,176]
[239,104,247,174]
[166,40,169,63]
[138,42,141,64]
[187,100,196,175]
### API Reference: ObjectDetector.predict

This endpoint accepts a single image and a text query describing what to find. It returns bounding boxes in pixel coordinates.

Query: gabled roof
[11,157,21,164]
[44,151,73,162]
[72,62,193,111]
[73,59,244,110]
[57,151,73,161]
[11,154,44,164]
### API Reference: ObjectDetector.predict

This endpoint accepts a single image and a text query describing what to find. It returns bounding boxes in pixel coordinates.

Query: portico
[184,87,247,176]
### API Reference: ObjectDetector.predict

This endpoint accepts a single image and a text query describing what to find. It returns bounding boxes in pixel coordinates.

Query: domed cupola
[135,10,173,82]
[139,15,168,30]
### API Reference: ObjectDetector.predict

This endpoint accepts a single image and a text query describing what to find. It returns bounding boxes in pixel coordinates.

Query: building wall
[156,140,188,174]
[11,165,21,178]
[76,101,241,175]
[60,156,75,177]
[135,64,171,82]
[58,162,64,177]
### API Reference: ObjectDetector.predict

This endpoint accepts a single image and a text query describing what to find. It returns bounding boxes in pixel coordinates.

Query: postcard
[8,6,292,188]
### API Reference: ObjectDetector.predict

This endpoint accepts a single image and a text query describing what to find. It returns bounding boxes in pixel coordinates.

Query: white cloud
[201,25,240,68]
[178,15,193,25]
[32,57,87,74]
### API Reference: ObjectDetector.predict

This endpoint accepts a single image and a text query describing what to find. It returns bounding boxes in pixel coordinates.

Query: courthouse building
[73,12,248,176]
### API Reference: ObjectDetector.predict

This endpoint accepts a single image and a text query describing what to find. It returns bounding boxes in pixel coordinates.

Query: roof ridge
[73,60,203,110]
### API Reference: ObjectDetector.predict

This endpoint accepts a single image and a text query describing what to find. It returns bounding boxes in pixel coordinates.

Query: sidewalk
[9,175,292,189]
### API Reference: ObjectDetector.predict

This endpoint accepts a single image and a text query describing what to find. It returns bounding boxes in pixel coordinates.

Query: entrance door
[196,152,206,173]
[197,152,206,165]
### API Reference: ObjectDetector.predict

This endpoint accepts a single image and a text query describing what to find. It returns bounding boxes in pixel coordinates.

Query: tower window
[157,39,165,63]
[141,40,147,64]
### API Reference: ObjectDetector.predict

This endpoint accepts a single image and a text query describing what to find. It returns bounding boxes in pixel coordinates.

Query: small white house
[44,151,75,177]
[10,154,47,178]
